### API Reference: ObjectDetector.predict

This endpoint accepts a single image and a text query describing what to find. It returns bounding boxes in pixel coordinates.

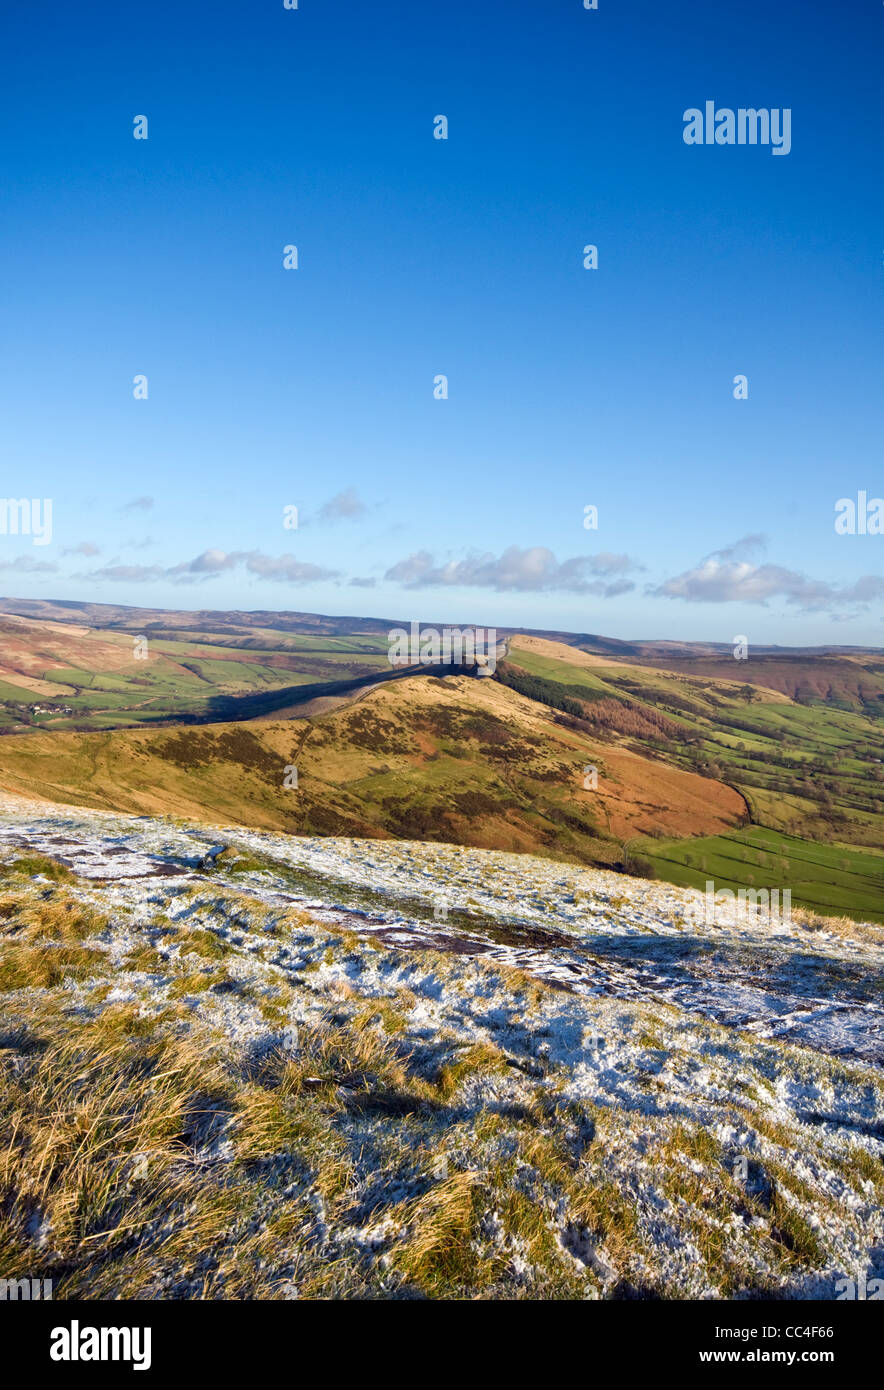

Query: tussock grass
[0,853,76,883]
[435,1042,508,1100]
[0,855,875,1300]
[768,1193,826,1268]
[390,1171,480,1292]
[351,995,412,1035]
[168,968,228,997]
[664,1122,723,1168]
[569,1180,640,1265]
[0,1008,235,1291]
[0,888,107,945]
[234,1080,353,1201]
[177,927,232,960]
[832,1143,884,1202]
[122,944,167,973]
[0,942,107,991]
[791,905,884,947]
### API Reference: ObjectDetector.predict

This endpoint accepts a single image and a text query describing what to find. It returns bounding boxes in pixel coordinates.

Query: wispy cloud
[78,549,339,586]
[384,545,640,596]
[76,563,167,583]
[225,551,338,584]
[122,496,154,513]
[708,533,767,563]
[652,538,884,613]
[62,541,100,557]
[318,488,367,522]
[0,555,58,574]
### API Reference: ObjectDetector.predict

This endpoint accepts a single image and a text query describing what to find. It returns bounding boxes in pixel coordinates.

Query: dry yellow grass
[0,844,879,1301]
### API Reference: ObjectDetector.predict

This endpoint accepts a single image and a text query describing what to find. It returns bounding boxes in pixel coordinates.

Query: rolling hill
[0,673,747,866]
[0,599,881,921]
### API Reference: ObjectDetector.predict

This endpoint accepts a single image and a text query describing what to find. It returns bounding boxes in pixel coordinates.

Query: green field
[0,631,391,732]
[642,826,884,923]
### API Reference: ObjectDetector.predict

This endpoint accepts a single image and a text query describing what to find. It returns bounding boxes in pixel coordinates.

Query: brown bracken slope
[0,674,747,868]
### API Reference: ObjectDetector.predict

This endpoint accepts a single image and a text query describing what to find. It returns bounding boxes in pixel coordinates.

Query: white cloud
[78,549,339,586]
[653,539,884,613]
[62,541,101,557]
[318,488,367,522]
[384,545,639,596]
[0,555,58,574]
[76,563,166,582]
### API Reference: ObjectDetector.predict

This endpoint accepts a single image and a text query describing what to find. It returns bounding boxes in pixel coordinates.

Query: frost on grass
[0,796,882,1300]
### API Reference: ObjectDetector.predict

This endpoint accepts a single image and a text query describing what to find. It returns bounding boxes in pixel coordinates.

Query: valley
[0,600,881,923]
[0,598,881,1302]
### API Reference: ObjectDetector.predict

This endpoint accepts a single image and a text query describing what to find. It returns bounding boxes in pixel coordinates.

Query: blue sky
[0,0,881,644]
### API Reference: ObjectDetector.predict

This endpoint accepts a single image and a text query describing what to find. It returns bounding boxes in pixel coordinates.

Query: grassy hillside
[0,614,390,731]
[505,636,884,853]
[641,826,884,924]
[617,652,884,714]
[0,675,747,870]
[0,611,881,921]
